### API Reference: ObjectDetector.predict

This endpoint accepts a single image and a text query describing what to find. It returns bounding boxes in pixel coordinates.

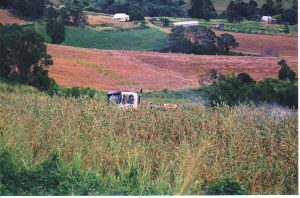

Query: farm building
[113,13,130,22]
[173,21,199,27]
[261,16,276,24]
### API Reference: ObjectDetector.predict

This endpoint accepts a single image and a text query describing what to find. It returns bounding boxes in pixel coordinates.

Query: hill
[47,44,297,91]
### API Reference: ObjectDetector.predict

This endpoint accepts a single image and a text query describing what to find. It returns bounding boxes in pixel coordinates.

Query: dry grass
[0,88,297,194]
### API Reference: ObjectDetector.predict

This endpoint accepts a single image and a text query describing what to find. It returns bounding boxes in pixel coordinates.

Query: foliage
[159,17,170,27]
[0,24,53,91]
[46,18,66,44]
[166,26,238,55]
[189,0,217,20]
[47,83,107,101]
[205,177,250,195]
[226,0,261,22]
[97,0,186,17]
[203,65,298,108]
[0,80,297,195]
[278,59,296,82]
[130,11,145,21]
[280,8,298,25]
[218,33,239,54]
[12,0,46,19]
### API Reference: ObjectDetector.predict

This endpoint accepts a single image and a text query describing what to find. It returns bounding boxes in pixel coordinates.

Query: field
[0,80,298,195]
[47,44,297,91]
[151,17,298,36]
[0,10,29,25]
[34,23,168,51]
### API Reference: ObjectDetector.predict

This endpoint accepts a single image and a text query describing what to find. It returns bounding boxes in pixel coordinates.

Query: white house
[261,16,276,24]
[113,13,130,22]
[173,21,199,27]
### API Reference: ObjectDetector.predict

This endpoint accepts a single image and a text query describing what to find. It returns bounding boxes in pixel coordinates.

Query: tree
[0,0,13,8]
[278,59,296,82]
[167,26,238,55]
[218,33,239,54]
[167,26,193,53]
[292,0,298,9]
[0,24,53,90]
[46,18,65,44]
[12,0,46,19]
[189,0,216,20]
[129,10,145,21]
[237,73,256,84]
[262,0,276,15]
[226,10,243,23]
[60,0,87,26]
[281,8,298,25]
[274,0,284,14]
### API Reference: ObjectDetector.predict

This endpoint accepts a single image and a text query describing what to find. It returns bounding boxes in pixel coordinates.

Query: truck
[107,90,177,109]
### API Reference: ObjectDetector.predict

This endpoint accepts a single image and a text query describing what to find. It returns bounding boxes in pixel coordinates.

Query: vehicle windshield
[109,94,122,104]
[122,95,134,105]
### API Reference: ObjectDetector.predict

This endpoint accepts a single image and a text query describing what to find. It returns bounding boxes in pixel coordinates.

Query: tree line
[202,60,297,108]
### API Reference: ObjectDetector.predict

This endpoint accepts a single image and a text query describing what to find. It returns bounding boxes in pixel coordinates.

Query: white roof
[174,21,199,26]
[261,16,273,19]
[113,13,129,18]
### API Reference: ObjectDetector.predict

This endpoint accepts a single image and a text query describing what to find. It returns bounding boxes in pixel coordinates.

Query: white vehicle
[107,90,177,109]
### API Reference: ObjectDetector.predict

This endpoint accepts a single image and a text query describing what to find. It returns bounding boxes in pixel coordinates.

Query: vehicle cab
[107,91,140,108]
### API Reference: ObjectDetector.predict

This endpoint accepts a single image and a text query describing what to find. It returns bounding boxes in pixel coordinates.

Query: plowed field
[48,44,297,91]
[0,10,29,25]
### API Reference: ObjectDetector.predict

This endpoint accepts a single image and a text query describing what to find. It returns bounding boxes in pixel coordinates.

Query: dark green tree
[278,59,296,82]
[167,26,193,53]
[281,8,298,25]
[129,10,145,21]
[275,0,284,14]
[0,0,13,8]
[46,17,66,44]
[218,33,239,54]
[60,0,88,26]
[0,24,54,90]
[262,0,276,15]
[12,0,46,19]
[291,0,298,9]
[189,0,216,20]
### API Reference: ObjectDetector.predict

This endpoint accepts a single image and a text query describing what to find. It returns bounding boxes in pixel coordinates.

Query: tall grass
[0,81,297,195]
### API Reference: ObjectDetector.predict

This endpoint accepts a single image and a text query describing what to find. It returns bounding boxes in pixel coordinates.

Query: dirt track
[48,44,297,91]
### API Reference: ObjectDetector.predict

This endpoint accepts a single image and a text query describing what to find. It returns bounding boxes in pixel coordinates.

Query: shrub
[205,177,250,195]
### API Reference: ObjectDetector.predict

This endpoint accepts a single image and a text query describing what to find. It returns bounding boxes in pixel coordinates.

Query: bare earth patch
[0,10,29,25]
[48,44,297,91]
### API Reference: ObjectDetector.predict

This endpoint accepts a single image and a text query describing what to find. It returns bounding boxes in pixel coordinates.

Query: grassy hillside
[0,79,297,195]
[34,23,168,51]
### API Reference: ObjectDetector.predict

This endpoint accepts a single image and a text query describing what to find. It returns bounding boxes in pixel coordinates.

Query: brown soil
[0,10,29,25]
[216,31,298,56]
[48,44,298,91]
